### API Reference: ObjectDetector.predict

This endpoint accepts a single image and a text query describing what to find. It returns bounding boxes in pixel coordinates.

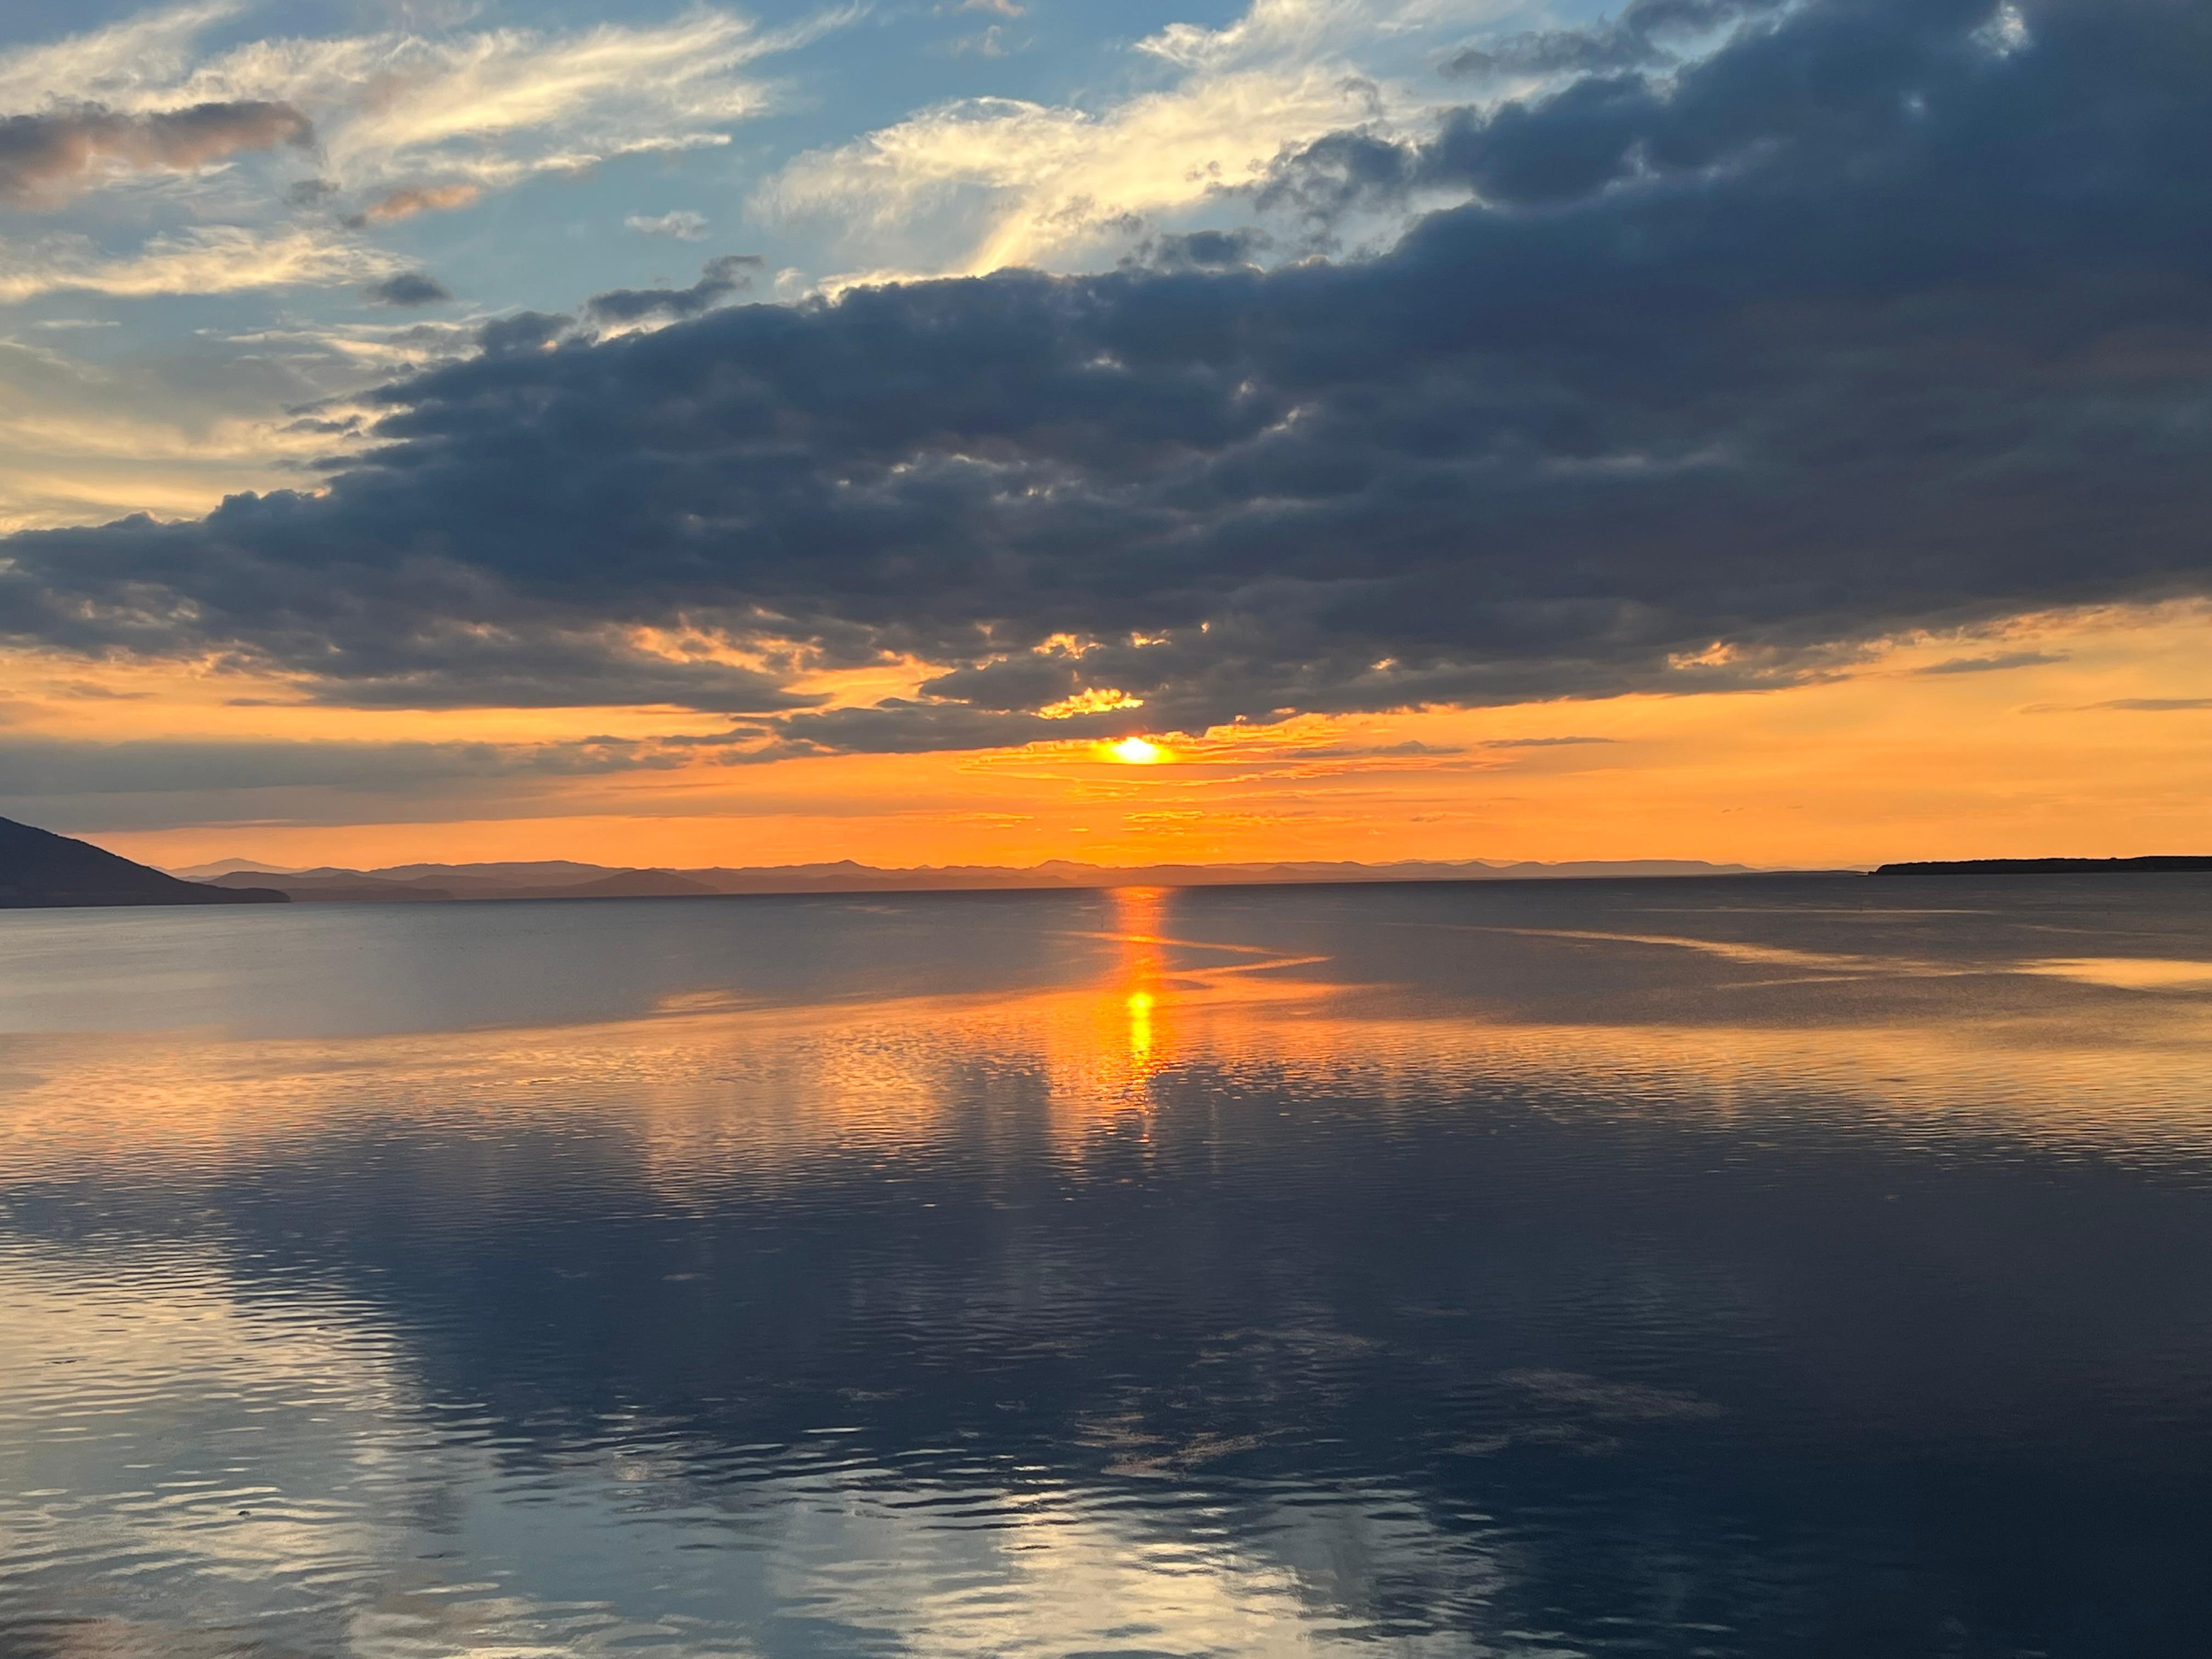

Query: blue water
[3,877,2211,1657]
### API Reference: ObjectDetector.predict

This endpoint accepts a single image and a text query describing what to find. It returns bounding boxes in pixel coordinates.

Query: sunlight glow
[1104,736,1169,764]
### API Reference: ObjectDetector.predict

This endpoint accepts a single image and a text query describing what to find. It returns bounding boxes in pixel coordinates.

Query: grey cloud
[584,255,762,325]
[1482,736,1617,747]
[1124,228,1273,272]
[625,210,709,240]
[247,620,820,715]
[1912,650,2068,675]
[2,0,2210,756]
[0,733,713,834]
[477,311,573,354]
[1441,0,1778,80]
[0,736,676,798]
[2078,698,2212,713]
[364,273,453,307]
[0,100,314,206]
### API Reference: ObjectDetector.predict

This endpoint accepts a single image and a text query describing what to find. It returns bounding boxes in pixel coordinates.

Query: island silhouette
[0,817,287,909]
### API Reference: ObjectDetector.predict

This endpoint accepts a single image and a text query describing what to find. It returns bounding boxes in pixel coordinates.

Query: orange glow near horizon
[7,600,2212,876]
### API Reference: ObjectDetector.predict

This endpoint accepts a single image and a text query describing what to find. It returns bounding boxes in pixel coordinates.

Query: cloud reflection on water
[4,879,2212,1654]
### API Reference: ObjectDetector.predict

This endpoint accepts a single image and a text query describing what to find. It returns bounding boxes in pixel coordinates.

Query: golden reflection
[2021,957,2212,991]
[1113,885,1169,1077]
[1125,991,1155,1063]
[5,912,2212,1202]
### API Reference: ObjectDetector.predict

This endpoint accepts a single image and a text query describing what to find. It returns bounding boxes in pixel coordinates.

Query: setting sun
[1104,737,1170,765]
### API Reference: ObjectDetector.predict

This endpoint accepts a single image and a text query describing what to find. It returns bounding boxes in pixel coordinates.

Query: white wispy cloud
[0,1,241,112]
[627,208,710,240]
[193,10,788,190]
[763,74,1380,275]
[755,0,1513,277]
[0,324,368,531]
[0,226,404,303]
[1,2,853,209]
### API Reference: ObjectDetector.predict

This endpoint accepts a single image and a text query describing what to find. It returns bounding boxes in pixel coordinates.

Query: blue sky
[0,0,1609,532]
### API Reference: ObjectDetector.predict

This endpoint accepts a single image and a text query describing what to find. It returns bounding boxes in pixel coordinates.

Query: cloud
[583,255,760,325]
[626,209,709,240]
[0,3,242,114]
[0,2,848,214]
[0,98,313,206]
[1124,228,1273,270]
[1438,0,1774,80]
[363,272,452,307]
[0,319,382,535]
[2071,698,2212,713]
[2,0,2210,759]
[0,225,402,303]
[1482,736,1617,748]
[755,0,1421,276]
[760,73,1378,275]
[0,734,673,797]
[0,732,719,832]
[1912,651,2069,675]
[349,183,481,225]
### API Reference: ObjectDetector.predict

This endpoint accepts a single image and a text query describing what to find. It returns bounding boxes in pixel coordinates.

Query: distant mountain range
[170,854,1781,903]
[1,817,287,909]
[20,810,2196,913]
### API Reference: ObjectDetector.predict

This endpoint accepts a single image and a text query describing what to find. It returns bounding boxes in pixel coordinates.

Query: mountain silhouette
[0,817,289,909]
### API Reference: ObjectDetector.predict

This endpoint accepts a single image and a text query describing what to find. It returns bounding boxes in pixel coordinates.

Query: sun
[1104,736,1169,764]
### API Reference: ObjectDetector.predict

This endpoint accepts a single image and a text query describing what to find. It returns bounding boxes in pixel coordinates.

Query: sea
[2,876,2210,1658]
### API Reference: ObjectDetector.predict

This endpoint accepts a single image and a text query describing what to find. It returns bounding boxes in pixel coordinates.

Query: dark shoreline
[1876,856,2212,876]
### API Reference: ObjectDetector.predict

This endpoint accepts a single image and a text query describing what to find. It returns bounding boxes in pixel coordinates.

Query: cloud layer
[4,0,2210,758]
[0,1,830,303]
[0,97,310,205]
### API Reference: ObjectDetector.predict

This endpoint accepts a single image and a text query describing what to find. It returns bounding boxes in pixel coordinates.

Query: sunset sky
[1,0,2207,872]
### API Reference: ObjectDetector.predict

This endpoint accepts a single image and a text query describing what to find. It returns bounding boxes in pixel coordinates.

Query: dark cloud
[363,273,453,307]
[0,100,313,206]
[584,254,761,325]
[2,0,2210,754]
[477,311,573,355]
[1124,228,1273,272]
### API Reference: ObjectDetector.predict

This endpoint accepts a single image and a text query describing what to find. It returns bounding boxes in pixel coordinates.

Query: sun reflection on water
[1112,886,1168,1076]
[1125,990,1155,1063]
[4,889,2212,1194]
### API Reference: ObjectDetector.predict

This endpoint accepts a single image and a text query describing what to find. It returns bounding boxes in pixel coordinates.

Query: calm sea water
[3,877,2211,1658]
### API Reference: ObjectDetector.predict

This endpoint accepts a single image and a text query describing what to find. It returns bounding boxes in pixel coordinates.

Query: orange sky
[7,600,2208,873]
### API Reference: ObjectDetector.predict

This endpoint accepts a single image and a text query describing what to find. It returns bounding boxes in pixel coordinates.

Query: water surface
[4,877,2211,1657]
